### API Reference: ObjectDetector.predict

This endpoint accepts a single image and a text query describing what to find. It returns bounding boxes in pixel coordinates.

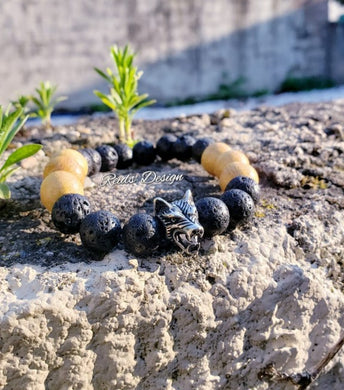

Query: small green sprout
[31,81,67,128]
[0,106,42,199]
[11,95,32,120]
[94,45,156,147]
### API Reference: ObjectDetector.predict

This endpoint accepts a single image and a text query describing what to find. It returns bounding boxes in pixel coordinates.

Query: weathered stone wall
[0,0,330,108]
[327,22,344,84]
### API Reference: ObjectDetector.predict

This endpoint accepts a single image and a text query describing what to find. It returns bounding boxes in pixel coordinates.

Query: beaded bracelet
[40,135,260,257]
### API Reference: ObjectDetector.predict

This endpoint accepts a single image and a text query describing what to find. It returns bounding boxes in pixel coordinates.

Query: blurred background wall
[0,0,342,109]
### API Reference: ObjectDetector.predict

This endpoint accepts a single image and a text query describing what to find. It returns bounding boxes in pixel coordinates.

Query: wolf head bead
[154,190,204,254]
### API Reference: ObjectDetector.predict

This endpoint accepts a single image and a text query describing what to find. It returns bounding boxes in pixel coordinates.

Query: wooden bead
[43,154,87,184]
[40,170,84,212]
[219,162,259,191]
[213,150,250,177]
[55,149,88,177]
[201,142,231,176]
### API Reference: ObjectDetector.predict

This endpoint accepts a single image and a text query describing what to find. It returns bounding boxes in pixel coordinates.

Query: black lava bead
[79,149,92,175]
[79,148,102,176]
[196,197,230,237]
[221,189,255,229]
[123,213,165,256]
[79,210,122,253]
[174,135,196,161]
[156,134,177,161]
[113,143,133,169]
[192,138,214,163]
[225,176,260,204]
[133,140,156,165]
[52,194,92,234]
[96,145,118,172]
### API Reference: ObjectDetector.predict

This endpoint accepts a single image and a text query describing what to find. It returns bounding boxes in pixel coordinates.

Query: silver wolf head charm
[153,190,204,255]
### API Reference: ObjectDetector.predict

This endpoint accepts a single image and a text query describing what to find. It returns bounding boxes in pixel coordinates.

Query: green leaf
[128,94,147,110]
[94,67,111,83]
[19,95,30,106]
[94,91,117,111]
[0,144,42,173]
[10,96,32,122]
[31,96,44,110]
[117,48,123,66]
[37,109,45,118]
[55,96,68,103]
[0,109,27,155]
[1,108,22,135]
[5,105,12,115]
[111,45,119,64]
[122,45,129,63]
[131,99,156,116]
[0,116,28,155]
[109,88,122,106]
[112,77,122,96]
[127,52,134,69]
[37,84,47,106]
[0,166,18,183]
[0,183,10,199]
[125,68,135,97]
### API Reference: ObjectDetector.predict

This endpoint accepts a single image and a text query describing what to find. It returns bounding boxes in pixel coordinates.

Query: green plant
[279,76,335,93]
[11,95,32,120]
[94,45,156,147]
[0,106,42,199]
[87,103,112,113]
[252,89,269,98]
[209,77,246,100]
[31,81,67,128]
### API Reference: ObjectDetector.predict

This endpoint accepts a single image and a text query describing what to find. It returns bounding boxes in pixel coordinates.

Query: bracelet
[40,135,260,257]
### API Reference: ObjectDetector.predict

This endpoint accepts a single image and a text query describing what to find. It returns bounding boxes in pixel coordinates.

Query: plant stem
[125,114,132,143]
[44,114,52,129]
[258,334,344,390]
[119,118,125,143]
[306,334,344,388]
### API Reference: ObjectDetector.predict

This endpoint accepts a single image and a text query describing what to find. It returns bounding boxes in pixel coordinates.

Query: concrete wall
[327,22,344,84]
[0,0,331,108]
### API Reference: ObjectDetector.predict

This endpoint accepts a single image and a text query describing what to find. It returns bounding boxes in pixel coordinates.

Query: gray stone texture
[0,0,338,108]
[1,100,344,389]
[327,22,344,84]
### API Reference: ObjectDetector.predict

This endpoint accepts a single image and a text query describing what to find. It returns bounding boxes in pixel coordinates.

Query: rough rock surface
[0,102,344,389]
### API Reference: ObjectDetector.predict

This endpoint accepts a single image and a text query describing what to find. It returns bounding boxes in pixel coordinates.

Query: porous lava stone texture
[195,197,230,237]
[123,213,165,256]
[133,140,156,166]
[192,137,214,163]
[113,143,133,169]
[52,194,91,234]
[156,134,178,161]
[95,145,118,172]
[79,148,102,176]
[79,210,122,253]
[221,189,255,229]
[225,176,260,204]
[173,135,196,161]
[78,149,93,175]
